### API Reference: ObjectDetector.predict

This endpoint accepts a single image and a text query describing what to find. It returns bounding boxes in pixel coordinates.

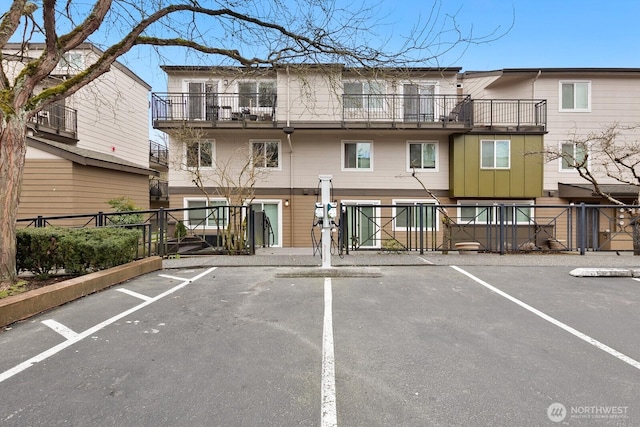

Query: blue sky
[119,0,640,93]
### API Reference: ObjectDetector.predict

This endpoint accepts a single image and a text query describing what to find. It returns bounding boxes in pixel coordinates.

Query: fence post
[419,204,424,255]
[158,207,165,257]
[579,203,587,255]
[36,215,43,227]
[247,205,256,255]
[97,211,104,227]
[499,204,505,255]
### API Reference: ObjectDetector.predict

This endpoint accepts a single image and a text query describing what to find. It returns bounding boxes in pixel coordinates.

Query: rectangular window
[393,200,438,230]
[408,141,437,170]
[343,141,372,170]
[343,81,385,109]
[560,142,587,170]
[239,81,276,109]
[185,199,228,228]
[459,202,533,225]
[186,140,214,168]
[560,81,590,111]
[481,140,510,169]
[252,140,280,168]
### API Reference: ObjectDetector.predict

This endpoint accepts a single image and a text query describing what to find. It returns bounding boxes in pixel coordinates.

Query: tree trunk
[0,116,28,287]
[633,218,640,256]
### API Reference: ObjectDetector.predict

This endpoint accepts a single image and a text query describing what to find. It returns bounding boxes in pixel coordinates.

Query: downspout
[287,65,294,247]
[532,69,541,98]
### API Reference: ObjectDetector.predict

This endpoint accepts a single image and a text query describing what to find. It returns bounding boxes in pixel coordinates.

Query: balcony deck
[28,104,78,142]
[151,93,546,133]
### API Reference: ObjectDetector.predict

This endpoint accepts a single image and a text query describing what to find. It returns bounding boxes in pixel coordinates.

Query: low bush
[17,227,142,277]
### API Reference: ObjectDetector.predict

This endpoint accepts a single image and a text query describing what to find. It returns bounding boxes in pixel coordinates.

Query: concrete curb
[569,267,640,277]
[0,257,163,328]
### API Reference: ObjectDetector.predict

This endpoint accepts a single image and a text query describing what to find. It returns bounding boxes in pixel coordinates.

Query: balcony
[150,179,169,201]
[149,140,168,171]
[28,103,78,142]
[151,92,546,132]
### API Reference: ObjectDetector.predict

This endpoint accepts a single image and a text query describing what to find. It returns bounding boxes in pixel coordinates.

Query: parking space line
[159,274,192,282]
[116,288,153,301]
[452,266,640,371]
[41,319,78,340]
[321,277,338,427]
[0,267,217,384]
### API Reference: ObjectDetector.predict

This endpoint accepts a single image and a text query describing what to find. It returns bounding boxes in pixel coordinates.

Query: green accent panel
[450,134,544,198]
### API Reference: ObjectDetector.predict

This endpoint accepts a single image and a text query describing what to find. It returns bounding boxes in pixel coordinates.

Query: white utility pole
[319,175,333,269]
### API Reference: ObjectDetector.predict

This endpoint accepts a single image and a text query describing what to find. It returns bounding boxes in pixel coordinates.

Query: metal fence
[17,203,640,257]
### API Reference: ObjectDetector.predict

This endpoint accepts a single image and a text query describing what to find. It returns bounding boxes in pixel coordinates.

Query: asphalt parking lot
[1,261,639,426]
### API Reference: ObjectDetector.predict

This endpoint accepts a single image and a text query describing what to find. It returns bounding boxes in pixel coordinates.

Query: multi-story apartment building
[3,43,166,221]
[152,65,547,248]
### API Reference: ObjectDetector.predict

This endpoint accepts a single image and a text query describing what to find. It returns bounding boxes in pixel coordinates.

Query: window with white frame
[185,199,228,228]
[481,140,510,169]
[186,140,214,168]
[560,81,590,111]
[393,200,438,230]
[238,81,276,108]
[343,141,372,170]
[343,81,385,109]
[458,201,534,225]
[252,140,280,169]
[560,141,587,171]
[408,141,438,171]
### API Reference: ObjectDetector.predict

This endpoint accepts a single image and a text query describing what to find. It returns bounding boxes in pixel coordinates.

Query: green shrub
[107,196,144,225]
[17,227,142,277]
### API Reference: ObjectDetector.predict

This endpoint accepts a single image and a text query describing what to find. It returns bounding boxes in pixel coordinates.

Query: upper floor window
[252,140,280,169]
[186,140,214,168]
[408,141,438,171]
[343,81,385,109]
[343,141,372,170]
[560,81,590,112]
[560,141,588,171]
[481,140,510,169]
[239,81,276,108]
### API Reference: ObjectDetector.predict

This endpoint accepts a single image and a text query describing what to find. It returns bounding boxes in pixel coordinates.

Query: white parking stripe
[159,274,191,282]
[41,319,78,340]
[321,277,338,427]
[452,265,640,371]
[0,267,217,384]
[116,288,153,301]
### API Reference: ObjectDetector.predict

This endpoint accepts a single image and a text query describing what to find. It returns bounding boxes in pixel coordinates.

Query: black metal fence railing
[152,92,277,122]
[471,99,547,130]
[17,203,639,258]
[30,103,78,137]
[338,203,639,255]
[149,140,168,166]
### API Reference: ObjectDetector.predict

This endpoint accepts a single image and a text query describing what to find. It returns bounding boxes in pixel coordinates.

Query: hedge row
[17,227,142,278]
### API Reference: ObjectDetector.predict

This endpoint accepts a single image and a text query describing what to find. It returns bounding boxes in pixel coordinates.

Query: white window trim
[480,139,511,170]
[392,199,439,231]
[406,140,439,172]
[457,201,535,225]
[184,139,215,169]
[558,141,590,173]
[341,140,374,172]
[559,80,591,112]
[250,199,283,247]
[183,197,229,229]
[250,139,282,171]
[341,200,381,249]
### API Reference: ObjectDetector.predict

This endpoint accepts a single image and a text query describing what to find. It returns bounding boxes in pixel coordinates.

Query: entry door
[403,84,435,122]
[251,201,281,246]
[187,82,218,120]
[343,201,380,249]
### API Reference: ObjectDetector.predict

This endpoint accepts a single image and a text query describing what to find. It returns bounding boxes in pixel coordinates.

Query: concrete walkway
[162,248,640,276]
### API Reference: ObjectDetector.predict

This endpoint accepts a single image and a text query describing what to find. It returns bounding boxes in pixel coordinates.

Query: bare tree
[1,0,508,286]
[170,125,270,252]
[544,123,640,253]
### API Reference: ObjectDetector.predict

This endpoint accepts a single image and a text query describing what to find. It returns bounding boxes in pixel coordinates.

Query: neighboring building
[462,69,640,250]
[153,65,546,248]
[2,43,165,223]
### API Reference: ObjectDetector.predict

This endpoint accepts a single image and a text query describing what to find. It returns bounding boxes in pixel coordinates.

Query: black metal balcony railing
[149,140,168,166]
[150,179,168,200]
[152,93,277,122]
[151,92,547,130]
[30,103,78,137]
